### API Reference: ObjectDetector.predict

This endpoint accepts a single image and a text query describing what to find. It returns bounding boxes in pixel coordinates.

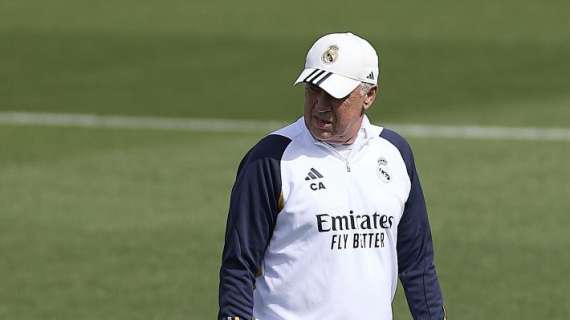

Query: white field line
[0,112,286,133]
[1,111,570,142]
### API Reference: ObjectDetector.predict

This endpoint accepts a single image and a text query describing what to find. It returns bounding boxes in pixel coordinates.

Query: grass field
[1,0,569,319]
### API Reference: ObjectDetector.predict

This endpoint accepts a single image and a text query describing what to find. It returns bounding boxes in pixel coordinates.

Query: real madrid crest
[321,45,339,64]
[377,157,391,183]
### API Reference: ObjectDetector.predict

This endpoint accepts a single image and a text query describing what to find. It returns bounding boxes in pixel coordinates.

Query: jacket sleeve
[380,129,446,320]
[218,134,291,320]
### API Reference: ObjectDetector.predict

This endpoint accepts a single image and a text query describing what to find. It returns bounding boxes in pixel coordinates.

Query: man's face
[303,83,377,144]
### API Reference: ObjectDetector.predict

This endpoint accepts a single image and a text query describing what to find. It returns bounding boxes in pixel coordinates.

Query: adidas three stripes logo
[302,69,334,86]
[305,168,324,181]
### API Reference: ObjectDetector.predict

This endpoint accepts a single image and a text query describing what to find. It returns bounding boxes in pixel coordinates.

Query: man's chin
[310,128,333,140]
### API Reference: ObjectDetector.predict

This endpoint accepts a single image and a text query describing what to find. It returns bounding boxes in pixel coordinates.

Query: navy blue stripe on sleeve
[218,134,292,320]
[380,128,445,320]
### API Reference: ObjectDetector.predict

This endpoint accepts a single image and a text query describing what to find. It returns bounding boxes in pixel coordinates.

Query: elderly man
[219,32,446,320]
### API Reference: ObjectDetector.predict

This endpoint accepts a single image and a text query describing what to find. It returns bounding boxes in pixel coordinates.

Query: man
[219,32,446,320]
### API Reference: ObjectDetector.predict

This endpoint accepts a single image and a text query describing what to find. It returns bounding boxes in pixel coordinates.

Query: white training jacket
[219,116,445,320]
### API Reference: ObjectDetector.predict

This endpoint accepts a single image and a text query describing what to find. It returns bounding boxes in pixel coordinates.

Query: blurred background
[0,0,569,319]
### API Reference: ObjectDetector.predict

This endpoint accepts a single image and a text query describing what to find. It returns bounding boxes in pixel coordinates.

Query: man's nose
[315,92,332,112]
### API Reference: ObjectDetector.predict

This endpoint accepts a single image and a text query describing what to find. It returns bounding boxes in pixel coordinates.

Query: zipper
[314,141,352,172]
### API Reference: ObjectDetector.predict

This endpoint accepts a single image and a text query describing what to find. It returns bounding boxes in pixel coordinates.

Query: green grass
[1,0,569,319]
[3,31,570,127]
[0,127,249,319]
[1,0,569,126]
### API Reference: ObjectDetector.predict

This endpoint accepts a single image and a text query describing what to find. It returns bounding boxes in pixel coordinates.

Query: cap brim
[294,68,360,99]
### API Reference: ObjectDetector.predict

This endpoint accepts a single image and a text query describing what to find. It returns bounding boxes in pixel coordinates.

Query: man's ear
[363,86,378,111]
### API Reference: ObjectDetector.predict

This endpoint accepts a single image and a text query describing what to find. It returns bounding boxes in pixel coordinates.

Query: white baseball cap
[294,32,379,99]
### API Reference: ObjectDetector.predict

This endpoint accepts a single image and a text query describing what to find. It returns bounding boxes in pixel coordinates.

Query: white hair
[359,82,376,94]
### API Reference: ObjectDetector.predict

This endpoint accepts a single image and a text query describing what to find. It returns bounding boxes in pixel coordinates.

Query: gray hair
[359,82,376,94]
